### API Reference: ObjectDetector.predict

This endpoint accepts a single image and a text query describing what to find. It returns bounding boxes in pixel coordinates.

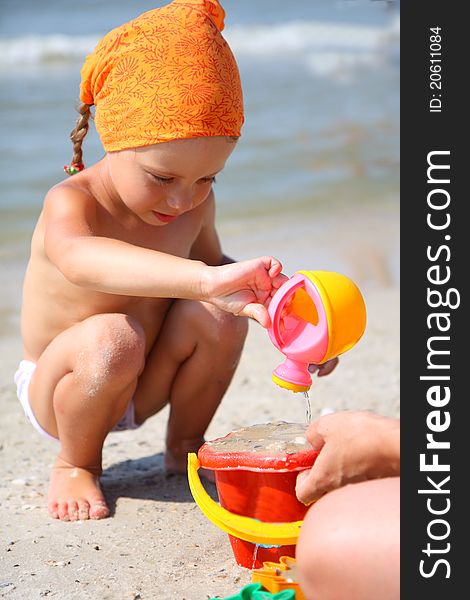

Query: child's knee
[77,313,145,386]
[196,302,248,350]
[214,310,248,350]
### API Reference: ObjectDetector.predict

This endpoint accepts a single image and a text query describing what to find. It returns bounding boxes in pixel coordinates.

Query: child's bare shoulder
[43,174,99,225]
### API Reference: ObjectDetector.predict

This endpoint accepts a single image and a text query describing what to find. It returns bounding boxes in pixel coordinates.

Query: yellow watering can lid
[297,270,366,362]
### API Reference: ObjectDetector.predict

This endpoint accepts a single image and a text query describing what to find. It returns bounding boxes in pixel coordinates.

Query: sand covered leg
[28,313,145,521]
[133,299,248,474]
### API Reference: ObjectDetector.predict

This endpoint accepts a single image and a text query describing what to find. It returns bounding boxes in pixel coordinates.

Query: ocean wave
[227,18,399,79]
[0,18,399,75]
[0,34,100,67]
[226,18,398,56]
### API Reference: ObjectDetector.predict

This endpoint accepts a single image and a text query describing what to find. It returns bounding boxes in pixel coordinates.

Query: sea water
[0,0,399,245]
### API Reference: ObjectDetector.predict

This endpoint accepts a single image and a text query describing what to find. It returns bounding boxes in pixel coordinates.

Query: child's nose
[167,190,193,212]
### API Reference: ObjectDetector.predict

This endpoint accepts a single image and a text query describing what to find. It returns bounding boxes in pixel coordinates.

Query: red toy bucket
[197,422,318,569]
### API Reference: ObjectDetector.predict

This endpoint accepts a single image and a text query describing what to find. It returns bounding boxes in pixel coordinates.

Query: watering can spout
[272,358,311,393]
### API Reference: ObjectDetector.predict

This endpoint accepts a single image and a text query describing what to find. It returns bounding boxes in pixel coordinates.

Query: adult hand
[296,410,400,505]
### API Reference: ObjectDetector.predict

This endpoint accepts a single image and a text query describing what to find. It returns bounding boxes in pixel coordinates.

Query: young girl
[15,0,287,522]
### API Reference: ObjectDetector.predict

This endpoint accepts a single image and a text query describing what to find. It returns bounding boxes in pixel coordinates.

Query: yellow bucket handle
[187,453,303,546]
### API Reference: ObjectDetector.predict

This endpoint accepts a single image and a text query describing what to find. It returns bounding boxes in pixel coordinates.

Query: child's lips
[153,211,177,223]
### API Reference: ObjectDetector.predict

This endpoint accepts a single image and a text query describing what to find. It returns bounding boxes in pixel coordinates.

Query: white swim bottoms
[14,360,140,442]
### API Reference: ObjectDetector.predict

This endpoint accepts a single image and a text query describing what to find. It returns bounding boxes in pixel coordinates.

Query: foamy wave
[228,19,398,79]
[226,20,396,56]
[0,34,100,67]
[0,19,398,76]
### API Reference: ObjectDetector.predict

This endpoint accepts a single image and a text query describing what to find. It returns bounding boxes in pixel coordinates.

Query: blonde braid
[64,102,92,175]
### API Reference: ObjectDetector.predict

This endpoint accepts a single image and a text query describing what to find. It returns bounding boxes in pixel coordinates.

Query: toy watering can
[267,270,367,393]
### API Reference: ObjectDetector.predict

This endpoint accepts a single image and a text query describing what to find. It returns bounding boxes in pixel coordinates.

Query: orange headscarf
[79,0,243,152]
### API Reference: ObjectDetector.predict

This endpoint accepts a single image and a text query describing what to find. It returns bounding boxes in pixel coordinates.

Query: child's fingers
[268,256,282,279]
[272,272,288,288]
[240,303,270,328]
[308,358,339,377]
[316,357,339,377]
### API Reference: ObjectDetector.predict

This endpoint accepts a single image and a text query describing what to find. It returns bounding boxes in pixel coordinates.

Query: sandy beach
[0,199,399,600]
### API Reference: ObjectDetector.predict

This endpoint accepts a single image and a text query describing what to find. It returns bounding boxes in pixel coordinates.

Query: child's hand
[205,256,288,327]
[308,357,339,377]
[296,411,400,505]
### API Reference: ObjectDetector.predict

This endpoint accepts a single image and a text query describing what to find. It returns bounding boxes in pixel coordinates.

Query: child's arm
[44,186,285,326]
[295,411,400,505]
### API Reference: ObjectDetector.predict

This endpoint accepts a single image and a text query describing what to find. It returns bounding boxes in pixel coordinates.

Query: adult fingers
[295,463,329,505]
[295,450,339,505]
[304,420,327,452]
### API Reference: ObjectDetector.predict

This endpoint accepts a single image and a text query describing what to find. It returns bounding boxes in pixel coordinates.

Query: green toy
[210,582,295,600]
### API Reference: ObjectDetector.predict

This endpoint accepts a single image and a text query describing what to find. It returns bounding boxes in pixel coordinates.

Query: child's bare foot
[48,457,110,521]
[165,437,215,483]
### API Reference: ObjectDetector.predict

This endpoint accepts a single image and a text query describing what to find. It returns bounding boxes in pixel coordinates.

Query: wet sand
[0,202,399,599]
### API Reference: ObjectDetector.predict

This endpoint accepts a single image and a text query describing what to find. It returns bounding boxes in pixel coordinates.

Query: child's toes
[58,501,70,521]
[48,501,59,519]
[77,499,90,521]
[89,500,109,520]
[68,501,79,521]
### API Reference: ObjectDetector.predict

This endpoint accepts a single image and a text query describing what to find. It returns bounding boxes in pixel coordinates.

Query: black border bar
[401,2,466,596]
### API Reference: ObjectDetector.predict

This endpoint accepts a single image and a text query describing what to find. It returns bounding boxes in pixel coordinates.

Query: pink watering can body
[267,270,367,392]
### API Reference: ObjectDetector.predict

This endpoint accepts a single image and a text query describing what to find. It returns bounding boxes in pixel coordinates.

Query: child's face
[106,136,236,226]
